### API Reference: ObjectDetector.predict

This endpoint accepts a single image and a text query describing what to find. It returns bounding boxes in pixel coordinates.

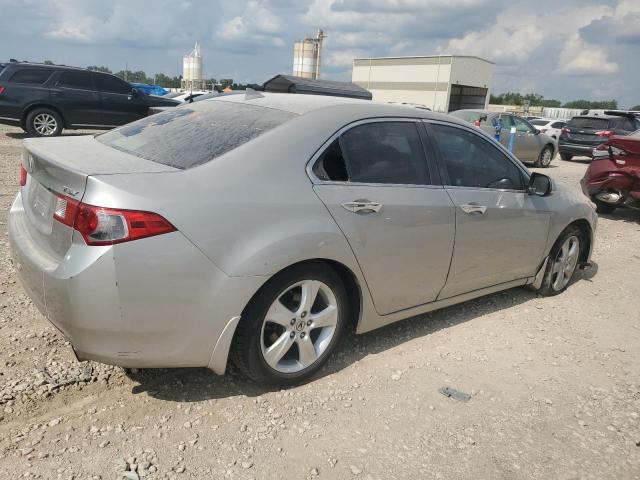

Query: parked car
[0,61,180,137]
[8,93,597,386]
[450,109,557,167]
[558,112,640,161]
[529,118,567,140]
[523,115,542,121]
[580,129,640,213]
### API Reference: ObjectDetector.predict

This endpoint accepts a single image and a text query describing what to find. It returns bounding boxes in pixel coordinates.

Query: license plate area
[25,178,55,235]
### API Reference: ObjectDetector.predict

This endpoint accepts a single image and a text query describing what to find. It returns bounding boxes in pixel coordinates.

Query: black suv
[0,61,180,136]
[558,112,640,160]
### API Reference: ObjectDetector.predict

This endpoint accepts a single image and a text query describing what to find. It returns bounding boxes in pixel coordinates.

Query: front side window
[93,74,132,95]
[313,121,431,185]
[9,68,54,85]
[431,123,524,190]
[513,116,535,133]
[57,71,93,90]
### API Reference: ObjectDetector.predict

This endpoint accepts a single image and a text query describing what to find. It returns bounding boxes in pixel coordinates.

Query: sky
[1,0,639,107]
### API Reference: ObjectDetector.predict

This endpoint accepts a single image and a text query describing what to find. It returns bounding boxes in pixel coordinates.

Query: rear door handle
[341,200,383,214]
[460,203,487,215]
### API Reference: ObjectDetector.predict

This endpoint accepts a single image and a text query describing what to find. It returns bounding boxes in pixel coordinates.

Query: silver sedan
[8,93,597,386]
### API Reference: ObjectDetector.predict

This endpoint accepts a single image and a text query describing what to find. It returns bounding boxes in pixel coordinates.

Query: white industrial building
[352,55,494,112]
[181,42,206,91]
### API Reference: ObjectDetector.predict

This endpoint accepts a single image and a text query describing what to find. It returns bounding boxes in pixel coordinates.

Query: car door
[92,73,147,126]
[426,121,551,299]
[513,116,541,161]
[310,119,456,315]
[51,70,100,126]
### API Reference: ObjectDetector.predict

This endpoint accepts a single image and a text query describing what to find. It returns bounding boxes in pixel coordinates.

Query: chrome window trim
[305,116,440,188]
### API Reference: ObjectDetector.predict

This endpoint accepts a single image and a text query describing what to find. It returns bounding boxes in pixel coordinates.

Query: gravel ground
[0,124,639,480]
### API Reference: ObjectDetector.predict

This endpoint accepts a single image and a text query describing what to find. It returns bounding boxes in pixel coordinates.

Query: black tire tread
[537,225,582,297]
[231,262,348,387]
[25,108,63,137]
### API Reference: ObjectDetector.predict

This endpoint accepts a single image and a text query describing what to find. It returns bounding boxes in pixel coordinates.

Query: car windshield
[530,120,549,126]
[567,117,610,129]
[97,100,296,169]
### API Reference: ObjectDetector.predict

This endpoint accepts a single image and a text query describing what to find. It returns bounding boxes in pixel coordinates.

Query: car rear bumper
[8,191,265,370]
[558,142,597,157]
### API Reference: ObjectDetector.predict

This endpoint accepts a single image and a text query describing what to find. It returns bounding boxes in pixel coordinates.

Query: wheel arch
[208,257,364,375]
[21,104,67,129]
[568,218,593,264]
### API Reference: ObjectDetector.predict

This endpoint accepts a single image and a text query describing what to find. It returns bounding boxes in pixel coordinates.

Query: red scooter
[581,130,640,213]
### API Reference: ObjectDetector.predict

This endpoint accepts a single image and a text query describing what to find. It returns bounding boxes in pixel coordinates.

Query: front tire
[534,145,554,167]
[537,225,582,296]
[232,262,348,386]
[25,108,63,137]
[560,153,573,161]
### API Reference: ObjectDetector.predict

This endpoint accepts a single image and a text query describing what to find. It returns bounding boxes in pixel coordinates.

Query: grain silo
[292,29,326,79]
[181,42,206,91]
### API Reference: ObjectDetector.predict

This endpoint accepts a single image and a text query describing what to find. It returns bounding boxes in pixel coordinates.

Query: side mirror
[528,172,552,196]
[532,128,540,135]
[131,88,139,97]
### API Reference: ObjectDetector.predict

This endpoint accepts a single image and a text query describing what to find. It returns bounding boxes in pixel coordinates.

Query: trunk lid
[20,135,177,261]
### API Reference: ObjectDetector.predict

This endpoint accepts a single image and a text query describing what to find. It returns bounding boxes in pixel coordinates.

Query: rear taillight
[19,164,27,186]
[561,127,570,134]
[53,194,176,245]
[0,86,5,95]
[595,130,613,138]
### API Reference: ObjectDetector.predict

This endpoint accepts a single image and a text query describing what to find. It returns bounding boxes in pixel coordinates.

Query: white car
[529,118,567,140]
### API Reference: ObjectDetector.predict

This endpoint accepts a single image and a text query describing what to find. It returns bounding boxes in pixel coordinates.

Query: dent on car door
[427,122,551,299]
[310,120,456,315]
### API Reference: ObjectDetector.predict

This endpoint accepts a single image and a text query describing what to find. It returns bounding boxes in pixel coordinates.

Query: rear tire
[594,200,616,214]
[537,225,582,296]
[534,145,553,167]
[25,108,63,137]
[232,262,348,387]
[560,153,572,161]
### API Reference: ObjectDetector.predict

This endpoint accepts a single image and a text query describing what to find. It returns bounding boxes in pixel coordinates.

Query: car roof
[211,91,467,124]
[3,61,86,71]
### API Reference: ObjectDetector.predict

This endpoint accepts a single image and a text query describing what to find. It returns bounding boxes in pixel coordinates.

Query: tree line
[85,65,261,91]
[489,91,633,110]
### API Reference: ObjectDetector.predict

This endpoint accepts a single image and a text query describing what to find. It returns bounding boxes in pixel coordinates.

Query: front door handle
[460,203,487,215]
[341,200,383,214]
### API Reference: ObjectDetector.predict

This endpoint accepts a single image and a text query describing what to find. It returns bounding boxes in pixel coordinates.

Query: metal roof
[353,54,494,65]
[263,74,372,100]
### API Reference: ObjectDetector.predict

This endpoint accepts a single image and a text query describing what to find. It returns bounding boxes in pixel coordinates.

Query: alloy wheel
[260,280,338,374]
[550,235,579,291]
[33,113,58,136]
[540,147,552,166]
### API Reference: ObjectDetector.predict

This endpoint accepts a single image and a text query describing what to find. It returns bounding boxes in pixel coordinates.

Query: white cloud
[557,33,618,75]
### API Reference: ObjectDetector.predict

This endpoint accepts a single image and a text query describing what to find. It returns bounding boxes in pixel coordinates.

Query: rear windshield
[529,119,548,126]
[97,101,296,169]
[450,111,485,123]
[567,117,610,129]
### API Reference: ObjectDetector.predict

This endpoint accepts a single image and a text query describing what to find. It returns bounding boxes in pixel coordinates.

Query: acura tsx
[8,92,597,386]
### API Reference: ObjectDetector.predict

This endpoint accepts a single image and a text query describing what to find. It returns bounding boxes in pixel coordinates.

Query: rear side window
[9,68,54,85]
[551,121,565,128]
[97,101,296,169]
[57,71,93,90]
[93,74,131,94]
[313,122,431,185]
[431,123,524,190]
[568,117,609,129]
[611,117,635,132]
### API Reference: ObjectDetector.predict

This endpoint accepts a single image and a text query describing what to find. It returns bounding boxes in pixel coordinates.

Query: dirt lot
[0,124,639,480]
